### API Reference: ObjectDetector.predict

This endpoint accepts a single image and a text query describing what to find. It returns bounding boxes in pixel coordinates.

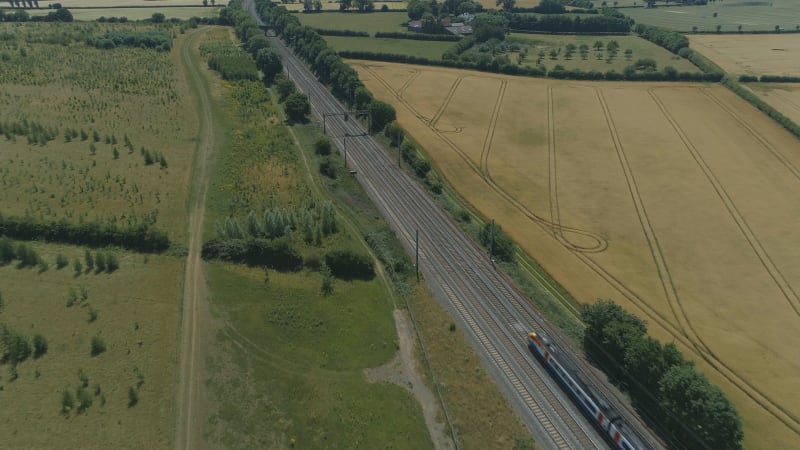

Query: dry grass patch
[689,33,800,77]
[410,284,532,449]
[353,60,800,450]
[0,241,182,449]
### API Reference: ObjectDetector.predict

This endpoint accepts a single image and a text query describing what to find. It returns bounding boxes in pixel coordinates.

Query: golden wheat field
[747,83,800,126]
[352,60,800,449]
[689,33,800,77]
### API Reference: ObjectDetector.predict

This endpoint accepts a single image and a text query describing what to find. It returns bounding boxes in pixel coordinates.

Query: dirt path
[174,27,216,450]
[365,310,455,450]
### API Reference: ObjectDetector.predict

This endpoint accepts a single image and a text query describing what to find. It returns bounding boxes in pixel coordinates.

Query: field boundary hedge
[374,31,461,41]
[313,28,369,37]
[0,213,170,253]
[722,77,800,141]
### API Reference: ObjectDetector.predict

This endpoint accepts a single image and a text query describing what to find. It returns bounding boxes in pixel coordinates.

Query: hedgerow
[0,213,170,253]
[86,31,172,51]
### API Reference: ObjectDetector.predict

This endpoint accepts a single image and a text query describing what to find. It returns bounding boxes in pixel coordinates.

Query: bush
[1,328,32,364]
[478,221,515,262]
[90,336,106,356]
[33,334,48,359]
[61,389,74,414]
[324,249,375,280]
[128,386,139,407]
[319,157,337,179]
[314,137,332,155]
[55,253,69,269]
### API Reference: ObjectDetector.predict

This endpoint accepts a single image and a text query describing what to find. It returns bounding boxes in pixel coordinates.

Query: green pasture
[0,241,183,449]
[297,11,408,33]
[507,33,699,73]
[326,35,454,59]
[205,263,432,449]
[617,0,800,32]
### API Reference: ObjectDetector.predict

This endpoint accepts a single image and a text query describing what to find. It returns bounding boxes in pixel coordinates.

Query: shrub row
[0,7,72,22]
[759,74,800,83]
[207,53,259,80]
[0,213,170,253]
[582,300,743,450]
[549,66,721,82]
[504,12,631,34]
[86,30,172,51]
[374,31,460,41]
[313,28,369,37]
[201,237,303,271]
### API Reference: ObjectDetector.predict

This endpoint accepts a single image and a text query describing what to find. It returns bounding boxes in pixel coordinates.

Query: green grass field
[197,28,435,448]
[297,10,409,33]
[205,263,433,448]
[617,0,800,32]
[506,33,699,72]
[0,241,183,449]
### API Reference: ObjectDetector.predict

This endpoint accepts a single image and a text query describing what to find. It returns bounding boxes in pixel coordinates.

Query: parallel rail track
[244,4,662,448]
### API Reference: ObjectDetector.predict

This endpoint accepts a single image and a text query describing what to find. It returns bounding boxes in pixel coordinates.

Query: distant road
[243,2,661,448]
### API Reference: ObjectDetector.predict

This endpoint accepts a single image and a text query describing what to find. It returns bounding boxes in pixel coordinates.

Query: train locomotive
[527,331,642,450]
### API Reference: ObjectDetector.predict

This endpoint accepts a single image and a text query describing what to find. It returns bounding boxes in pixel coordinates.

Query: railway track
[244,3,661,448]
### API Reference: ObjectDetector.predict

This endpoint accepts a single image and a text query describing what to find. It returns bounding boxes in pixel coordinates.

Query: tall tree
[496,0,515,11]
[256,47,282,84]
[659,364,743,449]
[368,100,396,133]
[284,92,310,123]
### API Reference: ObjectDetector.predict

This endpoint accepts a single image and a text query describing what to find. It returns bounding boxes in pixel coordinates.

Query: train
[527,331,642,450]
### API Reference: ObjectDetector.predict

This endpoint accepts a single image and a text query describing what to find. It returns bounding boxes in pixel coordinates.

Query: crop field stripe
[480,79,506,177]
[701,88,800,183]
[650,89,800,320]
[597,88,697,347]
[397,69,421,99]
[648,89,800,434]
[430,76,463,127]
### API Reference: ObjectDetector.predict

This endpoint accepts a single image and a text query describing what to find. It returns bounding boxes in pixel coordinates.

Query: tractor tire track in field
[175,27,216,450]
[701,87,800,182]
[596,88,695,346]
[648,88,800,435]
[361,64,606,254]
[430,76,463,127]
[479,79,506,177]
[397,69,421,98]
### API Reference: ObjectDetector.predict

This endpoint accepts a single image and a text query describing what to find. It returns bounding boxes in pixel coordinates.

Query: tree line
[86,30,173,51]
[0,213,170,253]
[250,0,397,132]
[505,11,632,34]
[582,300,743,449]
[0,6,72,22]
[375,31,461,41]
